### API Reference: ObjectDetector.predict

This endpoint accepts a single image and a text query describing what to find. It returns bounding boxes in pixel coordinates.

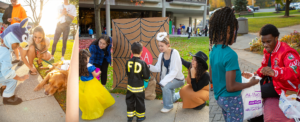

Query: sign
[130,46,153,65]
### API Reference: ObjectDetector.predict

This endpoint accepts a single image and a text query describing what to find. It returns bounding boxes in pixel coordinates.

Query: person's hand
[13,17,21,22]
[249,77,259,86]
[62,8,67,15]
[260,66,275,76]
[7,18,12,22]
[191,67,196,78]
[20,74,29,81]
[242,71,253,79]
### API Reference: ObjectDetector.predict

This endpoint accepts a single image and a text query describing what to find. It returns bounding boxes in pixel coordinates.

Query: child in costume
[0,18,30,105]
[79,49,115,120]
[125,42,150,122]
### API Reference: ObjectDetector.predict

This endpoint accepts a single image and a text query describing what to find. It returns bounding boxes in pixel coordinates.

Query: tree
[284,0,293,16]
[69,0,79,39]
[247,0,256,6]
[94,0,105,38]
[24,0,49,27]
[234,0,248,12]
[224,0,232,7]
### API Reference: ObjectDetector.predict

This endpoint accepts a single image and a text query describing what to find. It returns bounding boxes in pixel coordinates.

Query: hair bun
[156,32,168,41]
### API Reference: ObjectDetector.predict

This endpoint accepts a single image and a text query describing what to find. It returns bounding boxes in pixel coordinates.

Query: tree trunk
[225,0,232,7]
[94,0,105,39]
[284,0,291,16]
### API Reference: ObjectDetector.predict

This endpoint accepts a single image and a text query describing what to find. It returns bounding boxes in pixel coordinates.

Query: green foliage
[250,31,300,54]
[234,0,248,12]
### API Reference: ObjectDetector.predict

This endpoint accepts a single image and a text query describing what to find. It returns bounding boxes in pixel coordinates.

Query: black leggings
[52,23,70,56]
[93,60,109,85]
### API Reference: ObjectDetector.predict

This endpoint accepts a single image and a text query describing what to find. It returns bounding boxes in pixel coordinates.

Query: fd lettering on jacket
[128,61,142,73]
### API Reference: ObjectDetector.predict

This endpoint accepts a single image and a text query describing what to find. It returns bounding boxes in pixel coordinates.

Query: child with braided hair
[209,7,259,122]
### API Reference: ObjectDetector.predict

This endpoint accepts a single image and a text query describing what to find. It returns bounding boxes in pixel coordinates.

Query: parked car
[295,5,300,10]
[248,5,260,11]
[209,8,220,17]
[232,6,253,12]
[276,3,294,11]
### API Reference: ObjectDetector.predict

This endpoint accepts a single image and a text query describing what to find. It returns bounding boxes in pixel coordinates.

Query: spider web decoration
[112,17,169,94]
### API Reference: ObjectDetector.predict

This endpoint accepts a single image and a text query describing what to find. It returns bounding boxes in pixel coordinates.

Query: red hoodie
[257,41,300,95]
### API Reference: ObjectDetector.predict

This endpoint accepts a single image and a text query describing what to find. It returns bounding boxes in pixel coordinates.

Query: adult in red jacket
[256,24,300,98]
[248,24,300,122]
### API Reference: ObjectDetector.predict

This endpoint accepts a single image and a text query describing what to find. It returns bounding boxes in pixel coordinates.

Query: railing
[167,0,206,3]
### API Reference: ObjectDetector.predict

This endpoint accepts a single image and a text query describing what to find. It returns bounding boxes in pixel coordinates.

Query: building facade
[79,0,209,36]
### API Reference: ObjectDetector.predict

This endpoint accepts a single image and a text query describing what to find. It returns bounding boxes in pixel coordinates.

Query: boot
[0,86,6,96]
[3,95,23,105]
[137,116,146,122]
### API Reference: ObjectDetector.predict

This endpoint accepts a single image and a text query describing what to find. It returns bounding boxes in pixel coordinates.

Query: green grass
[34,39,74,112]
[247,15,300,33]
[235,10,300,18]
[107,37,210,105]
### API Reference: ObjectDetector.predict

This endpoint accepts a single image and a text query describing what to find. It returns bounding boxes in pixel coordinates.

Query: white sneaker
[161,108,173,113]
[61,57,64,61]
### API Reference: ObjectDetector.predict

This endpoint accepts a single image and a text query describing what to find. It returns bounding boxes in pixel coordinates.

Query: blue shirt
[80,64,96,81]
[182,25,185,29]
[209,45,242,100]
[88,29,93,35]
[89,37,112,65]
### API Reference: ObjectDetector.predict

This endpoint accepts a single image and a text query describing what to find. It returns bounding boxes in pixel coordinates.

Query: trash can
[237,17,248,34]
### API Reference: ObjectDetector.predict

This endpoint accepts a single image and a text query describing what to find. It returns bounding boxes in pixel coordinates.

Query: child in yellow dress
[79,49,115,120]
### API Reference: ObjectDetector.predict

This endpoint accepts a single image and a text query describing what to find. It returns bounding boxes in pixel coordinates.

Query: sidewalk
[209,24,300,122]
[79,93,209,122]
[0,55,65,122]
[230,24,300,50]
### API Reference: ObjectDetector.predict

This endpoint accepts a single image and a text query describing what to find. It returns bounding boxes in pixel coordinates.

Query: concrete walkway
[79,93,209,122]
[0,55,65,122]
[209,24,300,122]
[230,24,300,50]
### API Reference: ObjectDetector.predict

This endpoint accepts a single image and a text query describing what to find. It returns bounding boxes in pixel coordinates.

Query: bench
[238,11,254,17]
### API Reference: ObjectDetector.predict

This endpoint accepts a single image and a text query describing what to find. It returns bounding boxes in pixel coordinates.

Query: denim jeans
[162,78,185,109]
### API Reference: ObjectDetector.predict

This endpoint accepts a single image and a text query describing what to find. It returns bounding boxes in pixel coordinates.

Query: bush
[249,30,300,53]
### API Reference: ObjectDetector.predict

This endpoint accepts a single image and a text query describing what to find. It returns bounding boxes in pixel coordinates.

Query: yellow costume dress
[79,64,115,120]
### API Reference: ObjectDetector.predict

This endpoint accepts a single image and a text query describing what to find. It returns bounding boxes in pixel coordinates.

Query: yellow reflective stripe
[127,85,144,93]
[127,111,136,117]
[136,112,145,117]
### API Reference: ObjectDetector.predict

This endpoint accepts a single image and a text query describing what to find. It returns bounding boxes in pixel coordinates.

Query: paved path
[230,24,300,50]
[209,24,300,122]
[79,93,209,122]
[0,54,65,122]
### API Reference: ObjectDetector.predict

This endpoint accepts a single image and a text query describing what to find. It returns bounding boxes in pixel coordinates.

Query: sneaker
[49,57,54,62]
[127,117,134,122]
[12,59,20,64]
[161,108,173,113]
[137,116,146,122]
[3,95,23,105]
[17,61,24,66]
[61,57,64,61]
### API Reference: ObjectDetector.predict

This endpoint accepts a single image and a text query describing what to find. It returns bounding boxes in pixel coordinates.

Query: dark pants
[249,79,279,122]
[126,90,145,118]
[93,59,109,85]
[52,22,70,56]
[205,31,207,36]
[188,32,191,38]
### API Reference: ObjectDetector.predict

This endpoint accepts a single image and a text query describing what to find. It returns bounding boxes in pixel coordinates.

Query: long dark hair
[191,57,206,82]
[209,7,238,48]
[89,34,110,48]
[79,49,91,76]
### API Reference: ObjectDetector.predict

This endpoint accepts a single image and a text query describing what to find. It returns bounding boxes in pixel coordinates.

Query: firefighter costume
[125,56,150,119]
